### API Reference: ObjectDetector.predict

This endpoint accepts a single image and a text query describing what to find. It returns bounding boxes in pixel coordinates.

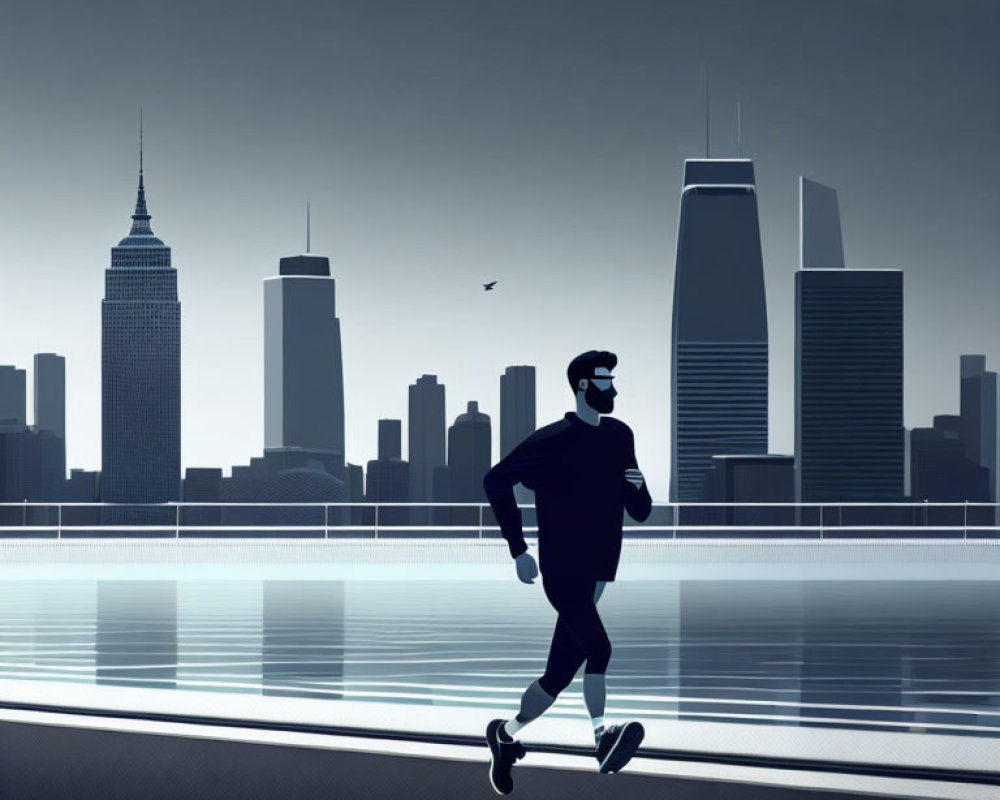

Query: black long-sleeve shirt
[483,412,652,581]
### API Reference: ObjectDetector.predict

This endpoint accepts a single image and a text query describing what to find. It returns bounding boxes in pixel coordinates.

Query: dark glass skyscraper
[34,353,65,443]
[960,355,998,502]
[670,159,769,501]
[408,375,445,503]
[0,366,26,431]
[101,165,180,503]
[447,401,491,502]
[795,178,903,501]
[34,352,66,491]
[500,365,536,506]
[499,366,536,459]
[366,419,408,505]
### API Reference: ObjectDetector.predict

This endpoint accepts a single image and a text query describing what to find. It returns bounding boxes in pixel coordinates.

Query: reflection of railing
[0,502,998,539]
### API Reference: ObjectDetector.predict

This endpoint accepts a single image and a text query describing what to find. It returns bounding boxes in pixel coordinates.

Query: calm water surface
[0,579,997,737]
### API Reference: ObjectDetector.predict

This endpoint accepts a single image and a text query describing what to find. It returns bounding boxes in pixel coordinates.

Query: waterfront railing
[0,502,997,539]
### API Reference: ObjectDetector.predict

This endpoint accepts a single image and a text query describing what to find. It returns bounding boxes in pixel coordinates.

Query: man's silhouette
[482,350,652,794]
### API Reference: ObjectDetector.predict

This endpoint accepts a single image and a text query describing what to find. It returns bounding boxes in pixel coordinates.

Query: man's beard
[585,383,616,414]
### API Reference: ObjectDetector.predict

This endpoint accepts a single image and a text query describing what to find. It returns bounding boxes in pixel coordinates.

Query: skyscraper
[670,159,769,502]
[264,246,345,478]
[34,354,65,441]
[366,419,408,507]
[500,365,536,506]
[447,401,491,503]
[0,366,26,431]
[377,419,402,461]
[34,353,66,484]
[795,178,904,502]
[101,151,180,503]
[960,355,998,502]
[499,366,536,458]
[408,374,445,503]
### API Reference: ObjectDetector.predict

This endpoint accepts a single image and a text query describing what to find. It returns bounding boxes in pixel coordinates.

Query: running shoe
[595,721,645,774]
[486,719,527,794]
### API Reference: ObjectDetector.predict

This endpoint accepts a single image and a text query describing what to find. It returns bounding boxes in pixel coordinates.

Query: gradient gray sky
[1,0,998,499]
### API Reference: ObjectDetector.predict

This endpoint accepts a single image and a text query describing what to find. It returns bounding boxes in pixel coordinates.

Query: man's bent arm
[483,440,538,559]
[624,430,653,522]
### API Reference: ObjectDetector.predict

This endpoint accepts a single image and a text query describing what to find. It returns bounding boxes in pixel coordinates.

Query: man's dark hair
[566,350,618,392]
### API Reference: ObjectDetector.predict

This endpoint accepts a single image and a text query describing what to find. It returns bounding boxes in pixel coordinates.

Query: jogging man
[483,350,652,794]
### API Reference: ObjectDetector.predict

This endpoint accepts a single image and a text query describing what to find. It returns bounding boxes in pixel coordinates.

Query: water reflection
[800,582,912,725]
[96,581,177,689]
[263,581,344,699]
[177,581,262,695]
[0,578,994,737]
[35,581,93,684]
[678,582,803,723]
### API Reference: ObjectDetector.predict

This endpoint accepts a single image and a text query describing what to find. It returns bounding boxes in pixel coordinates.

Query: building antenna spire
[139,107,143,177]
[705,64,710,159]
[306,200,311,253]
[737,102,742,158]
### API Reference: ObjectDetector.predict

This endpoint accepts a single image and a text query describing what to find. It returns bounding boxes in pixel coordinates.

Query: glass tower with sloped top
[670,159,769,502]
[101,165,181,502]
[795,178,903,502]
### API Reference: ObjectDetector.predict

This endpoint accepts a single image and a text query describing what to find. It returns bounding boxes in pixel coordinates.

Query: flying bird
[483,281,497,291]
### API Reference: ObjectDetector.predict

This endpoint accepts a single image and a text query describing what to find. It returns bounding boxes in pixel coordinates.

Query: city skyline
[1,1,998,499]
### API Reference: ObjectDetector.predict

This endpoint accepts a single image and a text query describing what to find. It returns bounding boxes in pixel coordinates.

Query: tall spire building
[101,134,181,503]
[670,159,769,501]
[263,244,346,477]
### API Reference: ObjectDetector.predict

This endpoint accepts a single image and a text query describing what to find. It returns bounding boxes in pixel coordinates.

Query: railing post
[819,505,824,540]
[325,504,329,540]
[175,503,180,539]
[375,504,379,540]
[964,501,968,540]
[58,503,62,540]
[479,504,483,539]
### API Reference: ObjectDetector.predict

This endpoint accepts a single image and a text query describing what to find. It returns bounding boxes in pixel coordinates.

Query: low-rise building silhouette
[182,467,223,526]
[910,416,990,503]
[703,454,795,528]
[346,462,365,525]
[220,448,346,530]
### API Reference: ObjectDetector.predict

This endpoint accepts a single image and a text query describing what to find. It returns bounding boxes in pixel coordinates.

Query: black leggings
[537,574,612,697]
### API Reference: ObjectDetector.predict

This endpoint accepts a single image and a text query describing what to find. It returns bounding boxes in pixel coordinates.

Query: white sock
[592,716,605,739]
[503,718,526,738]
